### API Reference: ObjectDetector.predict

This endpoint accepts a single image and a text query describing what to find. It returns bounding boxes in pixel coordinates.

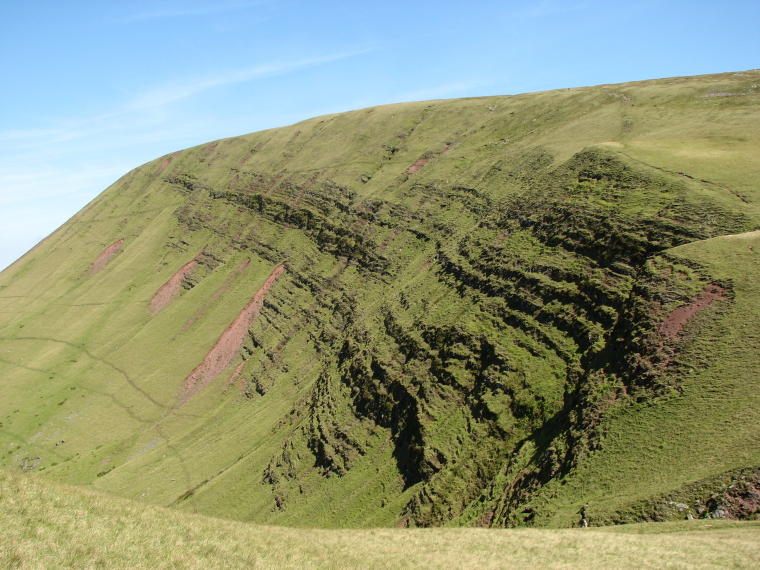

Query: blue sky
[1,0,758,270]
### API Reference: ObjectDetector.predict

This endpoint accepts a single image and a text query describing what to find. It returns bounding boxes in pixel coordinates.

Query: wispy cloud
[122,52,364,113]
[0,162,128,270]
[0,50,366,156]
[0,44,371,269]
[0,127,68,142]
[0,127,89,152]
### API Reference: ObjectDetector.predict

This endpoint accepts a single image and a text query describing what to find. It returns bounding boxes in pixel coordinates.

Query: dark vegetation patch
[212,147,750,527]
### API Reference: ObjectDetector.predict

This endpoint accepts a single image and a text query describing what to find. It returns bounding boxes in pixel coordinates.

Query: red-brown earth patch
[718,476,760,519]
[160,152,181,170]
[149,248,206,315]
[87,239,124,275]
[407,158,428,174]
[659,284,726,338]
[407,147,450,175]
[238,139,270,167]
[179,263,285,402]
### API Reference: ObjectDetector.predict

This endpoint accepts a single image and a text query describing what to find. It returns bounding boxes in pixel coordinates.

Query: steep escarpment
[263,148,749,527]
[1,70,759,529]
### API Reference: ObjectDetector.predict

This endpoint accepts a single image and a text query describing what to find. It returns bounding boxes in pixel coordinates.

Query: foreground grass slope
[0,70,758,528]
[3,469,759,570]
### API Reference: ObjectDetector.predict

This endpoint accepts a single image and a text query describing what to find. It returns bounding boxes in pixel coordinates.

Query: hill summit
[1,70,759,528]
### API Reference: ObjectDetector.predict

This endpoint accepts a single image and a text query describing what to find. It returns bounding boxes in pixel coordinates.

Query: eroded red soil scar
[406,147,450,174]
[179,263,285,402]
[157,151,181,173]
[149,248,206,315]
[87,239,125,275]
[406,158,428,174]
[659,284,725,338]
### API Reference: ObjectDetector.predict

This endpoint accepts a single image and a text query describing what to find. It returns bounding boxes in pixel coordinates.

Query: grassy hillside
[0,69,759,529]
[3,468,759,569]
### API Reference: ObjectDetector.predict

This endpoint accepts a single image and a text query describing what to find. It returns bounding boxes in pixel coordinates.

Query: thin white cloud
[0,47,372,269]
[0,127,89,152]
[0,206,75,231]
[0,127,67,142]
[0,51,366,156]
[121,52,367,113]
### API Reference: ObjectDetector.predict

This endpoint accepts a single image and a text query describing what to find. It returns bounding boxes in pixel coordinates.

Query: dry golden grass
[2,469,759,570]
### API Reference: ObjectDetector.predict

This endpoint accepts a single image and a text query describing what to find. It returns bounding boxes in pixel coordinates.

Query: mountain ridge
[1,69,759,528]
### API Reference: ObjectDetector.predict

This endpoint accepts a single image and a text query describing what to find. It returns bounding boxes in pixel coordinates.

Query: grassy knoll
[0,69,758,529]
[2,468,759,570]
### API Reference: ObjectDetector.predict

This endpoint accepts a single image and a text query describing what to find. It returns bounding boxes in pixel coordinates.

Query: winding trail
[0,354,150,424]
[155,423,192,487]
[620,151,751,204]
[10,336,167,409]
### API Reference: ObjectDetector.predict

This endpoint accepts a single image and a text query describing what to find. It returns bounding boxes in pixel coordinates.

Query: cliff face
[1,70,759,527]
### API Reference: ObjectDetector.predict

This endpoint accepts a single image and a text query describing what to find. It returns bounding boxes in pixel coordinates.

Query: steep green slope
[1,70,759,528]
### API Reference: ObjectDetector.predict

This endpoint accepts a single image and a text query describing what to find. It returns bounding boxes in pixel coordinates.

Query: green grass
[2,468,759,570]
[528,229,760,526]
[0,69,758,530]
